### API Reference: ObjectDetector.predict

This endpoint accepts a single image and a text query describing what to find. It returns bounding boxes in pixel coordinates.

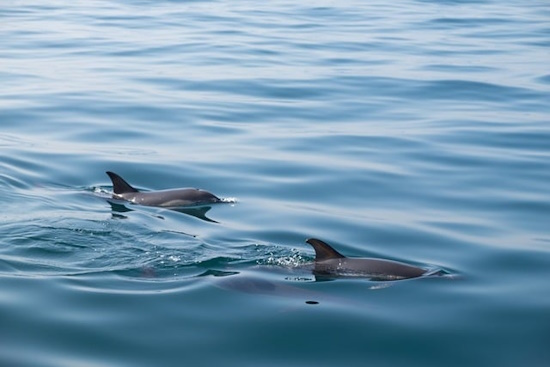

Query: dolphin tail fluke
[106,171,139,194]
[306,238,345,261]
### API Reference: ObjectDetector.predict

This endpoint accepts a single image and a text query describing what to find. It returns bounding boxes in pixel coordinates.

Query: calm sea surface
[1,0,549,366]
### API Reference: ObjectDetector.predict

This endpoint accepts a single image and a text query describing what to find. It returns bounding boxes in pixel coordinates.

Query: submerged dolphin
[306,238,427,280]
[106,171,221,208]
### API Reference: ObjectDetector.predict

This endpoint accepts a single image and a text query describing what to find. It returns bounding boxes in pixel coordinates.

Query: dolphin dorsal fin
[306,238,345,261]
[106,171,139,194]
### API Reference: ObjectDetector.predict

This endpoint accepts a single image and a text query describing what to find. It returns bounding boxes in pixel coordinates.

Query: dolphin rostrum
[306,238,427,280]
[106,171,221,208]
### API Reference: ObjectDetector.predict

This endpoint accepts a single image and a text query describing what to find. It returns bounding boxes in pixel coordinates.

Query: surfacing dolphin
[106,171,221,208]
[306,238,427,280]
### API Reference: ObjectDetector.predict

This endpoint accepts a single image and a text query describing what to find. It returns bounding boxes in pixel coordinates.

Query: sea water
[1,1,549,366]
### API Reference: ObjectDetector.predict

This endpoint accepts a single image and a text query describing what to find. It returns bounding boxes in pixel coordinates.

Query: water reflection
[108,200,219,223]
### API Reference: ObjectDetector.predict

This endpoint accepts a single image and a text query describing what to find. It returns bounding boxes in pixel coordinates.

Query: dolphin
[106,171,221,208]
[202,269,334,306]
[306,238,427,280]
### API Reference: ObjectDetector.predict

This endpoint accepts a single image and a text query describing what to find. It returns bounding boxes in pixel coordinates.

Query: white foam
[220,197,237,204]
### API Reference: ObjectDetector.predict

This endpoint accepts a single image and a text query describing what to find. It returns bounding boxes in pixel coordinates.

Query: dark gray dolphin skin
[306,238,427,280]
[106,171,221,207]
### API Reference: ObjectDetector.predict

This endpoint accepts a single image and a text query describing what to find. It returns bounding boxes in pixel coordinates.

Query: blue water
[1,0,549,366]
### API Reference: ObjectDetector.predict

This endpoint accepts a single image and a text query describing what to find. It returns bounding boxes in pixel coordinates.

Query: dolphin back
[106,171,139,194]
[306,238,427,280]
